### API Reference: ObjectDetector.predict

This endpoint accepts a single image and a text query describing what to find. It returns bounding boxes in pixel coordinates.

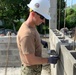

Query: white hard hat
[27,0,51,20]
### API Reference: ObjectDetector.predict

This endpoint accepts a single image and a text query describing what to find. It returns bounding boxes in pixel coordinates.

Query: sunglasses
[35,12,45,20]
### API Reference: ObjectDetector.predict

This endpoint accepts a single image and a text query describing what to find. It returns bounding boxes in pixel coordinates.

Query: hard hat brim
[43,14,51,20]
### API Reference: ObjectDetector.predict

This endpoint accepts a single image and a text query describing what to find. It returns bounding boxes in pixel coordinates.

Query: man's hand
[47,50,59,64]
[41,40,48,48]
[48,55,59,64]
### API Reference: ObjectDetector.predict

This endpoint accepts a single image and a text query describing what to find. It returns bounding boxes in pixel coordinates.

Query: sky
[66,0,76,7]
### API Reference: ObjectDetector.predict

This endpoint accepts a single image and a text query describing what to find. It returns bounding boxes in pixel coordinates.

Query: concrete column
[49,0,57,29]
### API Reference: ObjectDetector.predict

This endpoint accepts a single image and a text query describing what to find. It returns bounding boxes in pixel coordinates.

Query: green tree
[66,9,76,28]
[0,0,30,31]
[57,0,65,30]
[66,8,75,15]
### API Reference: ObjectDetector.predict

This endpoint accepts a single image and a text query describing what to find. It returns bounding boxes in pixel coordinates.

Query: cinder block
[0,36,21,67]
[73,64,76,75]
[49,29,76,75]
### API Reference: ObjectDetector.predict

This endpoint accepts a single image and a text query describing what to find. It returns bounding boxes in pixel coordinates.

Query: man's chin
[36,22,43,26]
[36,24,41,26]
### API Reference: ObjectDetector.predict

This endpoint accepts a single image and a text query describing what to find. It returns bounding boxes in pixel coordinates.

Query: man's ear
[31,11,35,17]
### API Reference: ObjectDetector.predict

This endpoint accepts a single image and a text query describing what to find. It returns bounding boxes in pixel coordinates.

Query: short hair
[29,8,33,12]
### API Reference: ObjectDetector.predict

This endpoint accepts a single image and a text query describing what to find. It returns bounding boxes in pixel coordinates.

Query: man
[17,0,59,75]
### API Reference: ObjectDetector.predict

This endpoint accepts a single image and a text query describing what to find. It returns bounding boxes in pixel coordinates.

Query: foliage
[66,4,76,11]
[65,9,76,28]
[0,0,30,31]
[57,0,76,30]
[57,0,65,30]
[66,8,75,15]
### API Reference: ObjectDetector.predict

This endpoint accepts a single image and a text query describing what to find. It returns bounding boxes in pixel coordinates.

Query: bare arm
[22,53,48,66]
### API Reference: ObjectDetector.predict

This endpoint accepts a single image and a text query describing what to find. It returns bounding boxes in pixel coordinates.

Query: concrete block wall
[0,36,21,67]
[59,45,76,75]
[49,29,76,75]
